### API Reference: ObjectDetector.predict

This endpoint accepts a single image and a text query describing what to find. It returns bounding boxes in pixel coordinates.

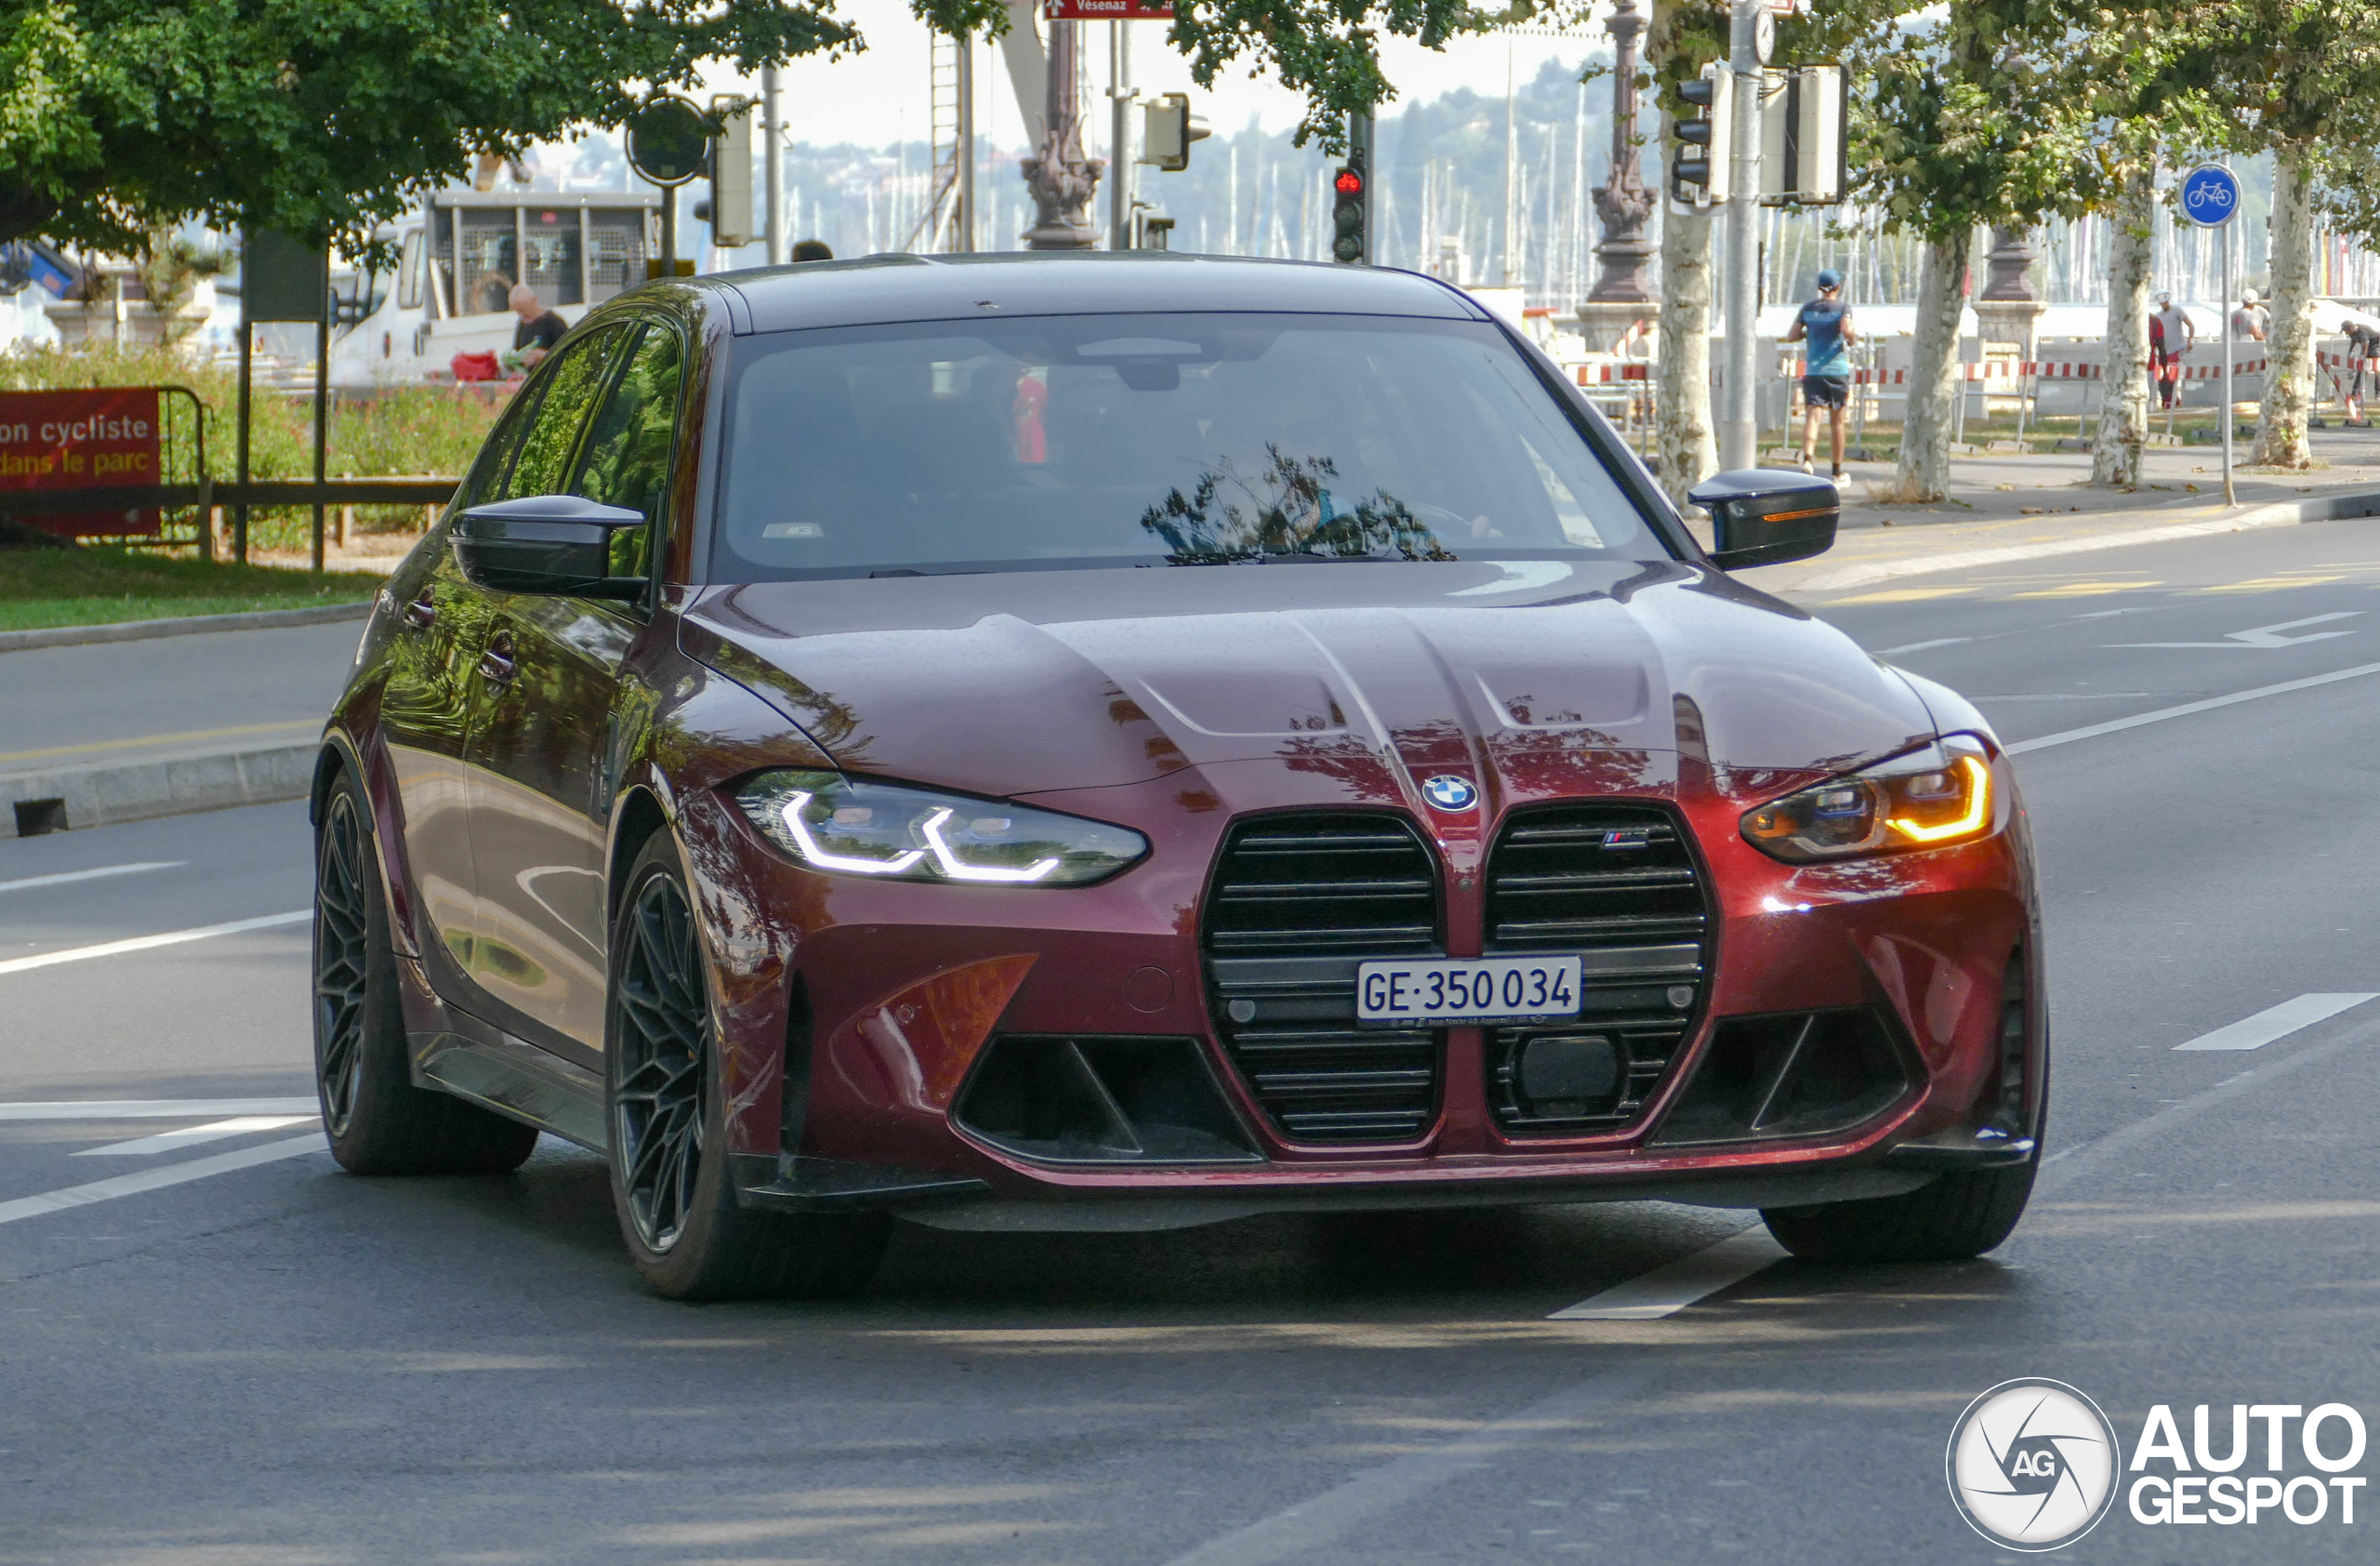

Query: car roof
[705,252,1493,335]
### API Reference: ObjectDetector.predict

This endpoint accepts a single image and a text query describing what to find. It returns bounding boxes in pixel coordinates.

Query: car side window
[505,325,625,499]
[570,323,685,578]
[451,381,543,514]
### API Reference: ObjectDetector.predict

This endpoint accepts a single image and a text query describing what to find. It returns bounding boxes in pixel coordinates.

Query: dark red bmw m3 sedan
[311,254,2044,1298]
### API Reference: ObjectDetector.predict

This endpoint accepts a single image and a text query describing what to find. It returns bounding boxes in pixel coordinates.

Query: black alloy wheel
[604,832,891,1300]
[311,765,541,1175]
[313,789,374,1138]
[611,869,709,1253]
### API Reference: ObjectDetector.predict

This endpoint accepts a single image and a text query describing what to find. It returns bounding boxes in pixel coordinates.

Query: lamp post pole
[1719,0,1765,471]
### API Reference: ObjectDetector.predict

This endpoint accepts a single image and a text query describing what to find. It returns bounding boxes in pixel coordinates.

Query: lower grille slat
[1202,813,1445,1145]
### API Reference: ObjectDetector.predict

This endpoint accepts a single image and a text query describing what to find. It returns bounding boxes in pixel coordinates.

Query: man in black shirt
[509,284,567,365]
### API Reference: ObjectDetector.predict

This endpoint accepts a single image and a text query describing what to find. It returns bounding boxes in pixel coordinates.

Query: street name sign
[1042,1,1174,18]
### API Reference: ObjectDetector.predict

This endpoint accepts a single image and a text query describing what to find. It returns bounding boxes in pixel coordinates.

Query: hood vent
[1484,803,1712,1136]
[1202,814,1444,1144]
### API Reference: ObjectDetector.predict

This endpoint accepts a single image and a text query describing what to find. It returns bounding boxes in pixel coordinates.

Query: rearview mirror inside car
[1688,470,1841,571]
[453,495,648,599]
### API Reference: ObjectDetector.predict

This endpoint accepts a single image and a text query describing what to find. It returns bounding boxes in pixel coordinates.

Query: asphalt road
[7,519,2380,1563]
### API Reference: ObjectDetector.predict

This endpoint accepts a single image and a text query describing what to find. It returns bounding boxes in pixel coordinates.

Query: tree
[1843,1,2111,502]
[0,0,858,254]
[2090,165,2156,488]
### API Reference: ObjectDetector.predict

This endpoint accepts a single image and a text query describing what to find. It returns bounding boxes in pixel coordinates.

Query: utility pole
[762,64,785,264]
[1109,22,1132,249]
[1719,0,1768,471]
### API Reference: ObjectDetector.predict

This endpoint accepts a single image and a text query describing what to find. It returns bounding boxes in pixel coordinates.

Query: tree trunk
[1889,231,1970,503]
[2090,166,2155,487]
[1656,191,1717,508]
[2254,141,2317,470]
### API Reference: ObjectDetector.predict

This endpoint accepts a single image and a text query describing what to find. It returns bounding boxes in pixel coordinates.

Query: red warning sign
[0,388,164,537]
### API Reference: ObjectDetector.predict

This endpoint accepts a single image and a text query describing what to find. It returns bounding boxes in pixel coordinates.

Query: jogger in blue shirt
[1784,269,1860,483]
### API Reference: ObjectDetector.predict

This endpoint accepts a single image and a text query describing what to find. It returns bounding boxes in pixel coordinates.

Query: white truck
[330,188,663,388]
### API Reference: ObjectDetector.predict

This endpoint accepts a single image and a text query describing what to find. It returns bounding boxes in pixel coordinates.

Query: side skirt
[410,1028,608,1151]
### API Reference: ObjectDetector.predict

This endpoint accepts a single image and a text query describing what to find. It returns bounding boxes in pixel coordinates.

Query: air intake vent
[1484,803,1712,1135]
[1202,814,1443,1144]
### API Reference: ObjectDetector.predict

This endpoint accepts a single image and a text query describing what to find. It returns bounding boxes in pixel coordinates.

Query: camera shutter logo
[1946,1379,2122,1550]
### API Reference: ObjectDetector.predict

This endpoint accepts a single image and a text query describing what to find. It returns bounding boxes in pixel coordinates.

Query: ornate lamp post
[1022,20,1103,249]
[1579,0,1659,350]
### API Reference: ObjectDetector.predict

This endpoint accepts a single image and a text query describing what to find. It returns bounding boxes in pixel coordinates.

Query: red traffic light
[1333,168,1364,195]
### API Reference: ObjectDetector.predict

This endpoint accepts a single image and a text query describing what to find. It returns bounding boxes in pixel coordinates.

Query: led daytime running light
[1886,756,1991,843]
[920,808,1061,883]
[779,791,925,875]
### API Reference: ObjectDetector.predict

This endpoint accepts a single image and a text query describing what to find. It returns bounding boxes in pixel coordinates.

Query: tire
[1760,1157,2037,1264]
[313,765,541,1176]
[604,831,889,1301]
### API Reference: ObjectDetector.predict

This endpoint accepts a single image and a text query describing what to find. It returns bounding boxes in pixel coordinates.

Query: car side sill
[410,1029,608,1151]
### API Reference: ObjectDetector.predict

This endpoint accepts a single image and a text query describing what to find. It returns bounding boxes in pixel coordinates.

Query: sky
[720,1,1620,153]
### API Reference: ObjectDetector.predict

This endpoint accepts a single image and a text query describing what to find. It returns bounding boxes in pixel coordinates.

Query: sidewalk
[1733,426,2380,598]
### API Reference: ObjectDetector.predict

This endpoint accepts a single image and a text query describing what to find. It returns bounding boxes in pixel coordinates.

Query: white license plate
[1355,956,1582,1026]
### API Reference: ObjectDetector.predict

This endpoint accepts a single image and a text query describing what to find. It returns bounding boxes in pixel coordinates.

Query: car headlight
[734,770,1148,886]
[1739,737,1998,863]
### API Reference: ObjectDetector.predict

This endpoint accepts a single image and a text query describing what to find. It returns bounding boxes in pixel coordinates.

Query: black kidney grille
[1484,804,1712,1135]
[1203,814,1444,1143]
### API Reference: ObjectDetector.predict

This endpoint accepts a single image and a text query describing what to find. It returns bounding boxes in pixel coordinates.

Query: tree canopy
[0,0,858,253]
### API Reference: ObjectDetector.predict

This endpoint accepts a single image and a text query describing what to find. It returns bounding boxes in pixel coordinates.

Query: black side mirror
[1688,470,1841,570]
[452,495,647,599]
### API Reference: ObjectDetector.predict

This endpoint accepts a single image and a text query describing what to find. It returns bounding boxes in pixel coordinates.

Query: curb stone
[0,599,376,656]
[0,742,318,840]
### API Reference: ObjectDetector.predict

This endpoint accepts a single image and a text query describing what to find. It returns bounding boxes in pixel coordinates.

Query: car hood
[680,558,1937,801]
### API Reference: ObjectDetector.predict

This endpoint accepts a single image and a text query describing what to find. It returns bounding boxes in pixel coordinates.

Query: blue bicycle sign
[2180,165,2241,228]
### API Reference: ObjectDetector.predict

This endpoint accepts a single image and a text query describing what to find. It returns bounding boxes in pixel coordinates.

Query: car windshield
[710,312,1671,579]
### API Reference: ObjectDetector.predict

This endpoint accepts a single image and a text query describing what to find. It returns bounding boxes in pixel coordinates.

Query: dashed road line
[0,1133,325,1228]
[73,1115,317,1157]
[2007,660,2380,753]
[0,862,184,896]
[0,1097,318,1121]
[2173,993,2379,1052]
[0,909,309,976]
[1546,1227,1789,1320]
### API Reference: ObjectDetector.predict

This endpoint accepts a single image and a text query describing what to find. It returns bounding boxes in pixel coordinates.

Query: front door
[465,320,683,1057]
[377,380,542,971]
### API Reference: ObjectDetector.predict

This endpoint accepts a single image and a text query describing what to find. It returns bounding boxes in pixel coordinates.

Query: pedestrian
[509,284,567,366]
[2229,288,2269,342]
[2342,312,2380,427]
[1782,267,1859,484]
[2150,290,2193,410]
[791,239,834,262]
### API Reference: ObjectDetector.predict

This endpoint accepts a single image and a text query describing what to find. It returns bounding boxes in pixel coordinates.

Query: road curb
[0,742,318,840]
[0,600,375,656]
[1792,485,2380,594]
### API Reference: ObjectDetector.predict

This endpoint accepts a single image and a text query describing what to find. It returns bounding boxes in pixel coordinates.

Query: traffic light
[706,97,756,246]
[1759,65,1848,206]
[1331,162,1368,264]
[1671,61,1733,207]
[1140,93,1211,173]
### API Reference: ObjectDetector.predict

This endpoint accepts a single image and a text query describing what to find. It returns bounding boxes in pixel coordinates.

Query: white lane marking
[1546,1226,1789,1320]
[2172,993,2379,1052]
[0,1097,319,1121]
[0,1133,325,1228]
[73,1115,317,1157]
[1799,503,2307,593]
[2007,660,2380,754]
[0,861,184,896]
[1877,637,1972,656]
[2113,611,2360,649]
[1158,1363,1661,1566]
[0,909,309,976]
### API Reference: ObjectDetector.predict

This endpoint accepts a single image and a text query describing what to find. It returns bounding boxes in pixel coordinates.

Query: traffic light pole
[1351,111,1374,262]
[1720,0,1763,472]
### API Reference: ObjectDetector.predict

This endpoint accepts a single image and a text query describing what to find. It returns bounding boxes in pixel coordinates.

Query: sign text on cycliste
[0,388,163,537]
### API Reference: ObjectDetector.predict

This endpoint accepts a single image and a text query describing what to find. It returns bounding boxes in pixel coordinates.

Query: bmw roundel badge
[1421,775,1478,812]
